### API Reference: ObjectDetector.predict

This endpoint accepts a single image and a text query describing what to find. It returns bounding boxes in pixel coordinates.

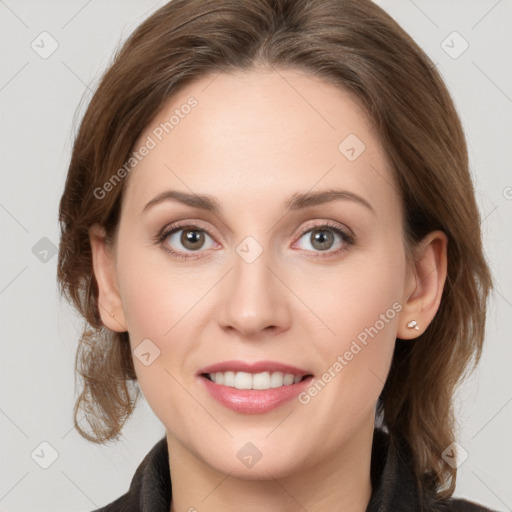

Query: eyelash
[155,220,355,260]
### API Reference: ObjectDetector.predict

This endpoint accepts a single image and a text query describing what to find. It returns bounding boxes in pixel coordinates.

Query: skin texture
[89,67,447,512]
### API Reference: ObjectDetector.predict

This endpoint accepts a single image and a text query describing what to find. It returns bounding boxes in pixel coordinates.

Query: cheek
[296,242,406,344]
[116,244,208,340]
[115,251,201,431]
[294,245,406,411]
[115,246,213,396]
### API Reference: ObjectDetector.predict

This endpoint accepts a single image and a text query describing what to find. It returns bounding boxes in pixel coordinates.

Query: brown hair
[57,0,492,501]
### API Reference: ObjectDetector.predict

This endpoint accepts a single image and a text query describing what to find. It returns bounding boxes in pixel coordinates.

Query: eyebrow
[142,188,375,215]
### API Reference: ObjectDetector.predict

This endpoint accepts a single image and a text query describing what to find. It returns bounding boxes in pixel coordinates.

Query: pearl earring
[407,320,419,331]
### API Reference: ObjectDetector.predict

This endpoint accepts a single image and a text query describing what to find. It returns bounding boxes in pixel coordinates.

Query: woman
[57,0,497,510]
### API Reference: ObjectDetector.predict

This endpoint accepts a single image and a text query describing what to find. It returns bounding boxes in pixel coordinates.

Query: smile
[197,360,314,414]
[203,371,308,390]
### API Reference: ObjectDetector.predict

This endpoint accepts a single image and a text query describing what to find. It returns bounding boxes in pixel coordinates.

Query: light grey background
[1,1,511,511]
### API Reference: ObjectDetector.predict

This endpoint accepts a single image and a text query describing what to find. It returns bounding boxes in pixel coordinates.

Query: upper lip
[198,360,313,377]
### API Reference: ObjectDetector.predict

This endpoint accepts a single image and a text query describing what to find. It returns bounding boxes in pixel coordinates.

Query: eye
[158,223,216,259]
[156,220,354,260]
[293,222,354,257]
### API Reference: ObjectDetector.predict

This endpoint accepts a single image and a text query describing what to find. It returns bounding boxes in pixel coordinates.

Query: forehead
[121,67,399,221]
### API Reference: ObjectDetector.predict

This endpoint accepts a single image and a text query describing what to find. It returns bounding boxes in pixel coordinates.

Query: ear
[89,224,127,332]
[397,230,448,340]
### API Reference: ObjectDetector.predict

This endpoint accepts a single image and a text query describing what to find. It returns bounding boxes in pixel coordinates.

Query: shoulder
[367,428,499,512]
[89,436,171,512]
[92,494,132,512]
[427,496,500,512]
[448,497,501,511]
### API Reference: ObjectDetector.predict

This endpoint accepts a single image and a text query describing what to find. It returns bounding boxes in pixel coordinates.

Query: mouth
[201,371,311,390]
[197,360,314,414]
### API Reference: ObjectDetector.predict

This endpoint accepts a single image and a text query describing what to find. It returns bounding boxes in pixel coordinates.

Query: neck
[167,421,374,512]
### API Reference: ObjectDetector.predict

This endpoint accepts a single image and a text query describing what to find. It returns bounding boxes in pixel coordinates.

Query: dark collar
[96,427,495,512]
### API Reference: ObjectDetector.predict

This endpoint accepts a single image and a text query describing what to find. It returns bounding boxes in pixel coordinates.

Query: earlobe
[89,224,127,332]
[397,230,448,340]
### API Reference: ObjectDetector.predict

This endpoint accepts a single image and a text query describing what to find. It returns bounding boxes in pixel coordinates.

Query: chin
[196,434,311,480]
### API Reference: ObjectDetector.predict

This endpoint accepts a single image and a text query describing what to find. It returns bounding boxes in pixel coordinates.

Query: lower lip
[199,375,313,414]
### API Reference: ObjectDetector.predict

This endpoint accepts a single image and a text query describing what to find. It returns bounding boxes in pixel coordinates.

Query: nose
[216,244,291,338]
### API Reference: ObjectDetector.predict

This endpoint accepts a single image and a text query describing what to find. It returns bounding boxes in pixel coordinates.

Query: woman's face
[99,68,418,478]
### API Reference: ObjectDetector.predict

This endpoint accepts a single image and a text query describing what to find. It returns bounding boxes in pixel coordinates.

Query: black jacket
[93,428,498,512]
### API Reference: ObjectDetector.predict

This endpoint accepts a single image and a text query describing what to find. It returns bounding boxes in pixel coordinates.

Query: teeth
[208,371,305,390]
[253,371,270,390]
[234,371,252,390]
[270,371,284,388]
[283,373,294,385]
